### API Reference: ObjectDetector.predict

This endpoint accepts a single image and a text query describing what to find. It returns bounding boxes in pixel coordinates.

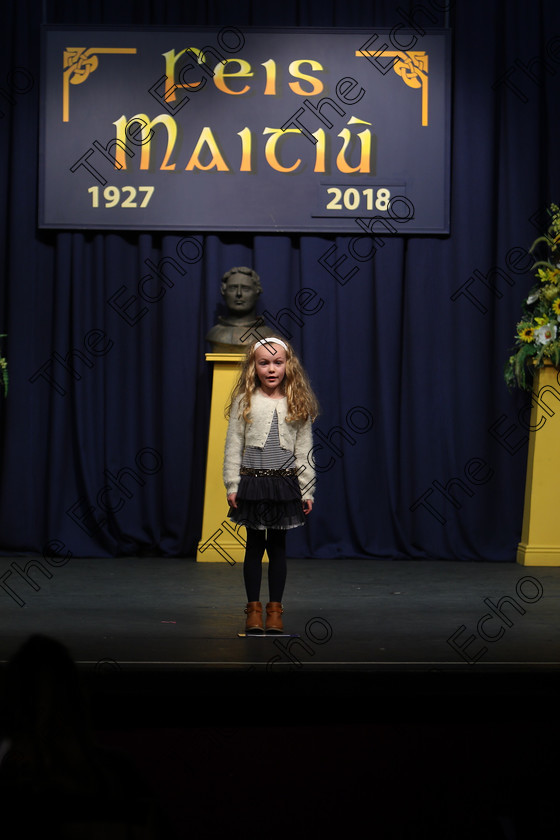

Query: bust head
[206,266,275,352]
[220,267,262,320]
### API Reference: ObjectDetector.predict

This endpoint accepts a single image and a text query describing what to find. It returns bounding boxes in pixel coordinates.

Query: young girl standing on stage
[223,337,319,634]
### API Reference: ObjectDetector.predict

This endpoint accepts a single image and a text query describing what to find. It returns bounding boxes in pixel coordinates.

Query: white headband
[253,338,288,352]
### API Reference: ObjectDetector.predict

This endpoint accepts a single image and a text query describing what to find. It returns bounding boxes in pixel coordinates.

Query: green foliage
[504,204,560,391]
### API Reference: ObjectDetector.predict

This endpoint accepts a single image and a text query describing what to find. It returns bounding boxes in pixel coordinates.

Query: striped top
[242,409,296,470]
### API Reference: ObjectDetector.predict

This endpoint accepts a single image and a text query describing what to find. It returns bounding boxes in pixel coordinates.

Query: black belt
[240,467,298,477]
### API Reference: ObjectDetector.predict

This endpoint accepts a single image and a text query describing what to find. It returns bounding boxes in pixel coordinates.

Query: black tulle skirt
[227,473,305,530]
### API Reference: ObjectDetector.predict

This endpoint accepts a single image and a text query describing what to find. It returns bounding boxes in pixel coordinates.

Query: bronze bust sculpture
[206,267,276,353]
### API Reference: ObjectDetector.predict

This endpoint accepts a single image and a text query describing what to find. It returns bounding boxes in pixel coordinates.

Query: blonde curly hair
[226,338,319,423]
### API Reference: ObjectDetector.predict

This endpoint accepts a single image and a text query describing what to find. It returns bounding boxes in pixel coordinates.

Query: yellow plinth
[517,362,560,565]
[197,353,247,563]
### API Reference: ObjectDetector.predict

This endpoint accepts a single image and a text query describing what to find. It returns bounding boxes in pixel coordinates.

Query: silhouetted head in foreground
[0,634,94,787]
[0,635,162,837]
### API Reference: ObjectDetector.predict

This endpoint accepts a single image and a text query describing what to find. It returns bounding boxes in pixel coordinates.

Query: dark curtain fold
[0,0,558,561]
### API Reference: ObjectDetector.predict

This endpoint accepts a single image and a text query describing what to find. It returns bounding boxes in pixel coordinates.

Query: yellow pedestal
[197,353,247,563]
[517,362,560,565]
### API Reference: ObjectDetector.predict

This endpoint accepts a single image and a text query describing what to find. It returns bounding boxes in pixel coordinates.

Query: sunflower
[537,266,560,285]
[553,298,560,316]
[518,326,535,343]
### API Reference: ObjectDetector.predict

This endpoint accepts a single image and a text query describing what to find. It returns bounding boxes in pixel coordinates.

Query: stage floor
[1,556,558,674]
[2,556,560,838]
[1,554,560,720]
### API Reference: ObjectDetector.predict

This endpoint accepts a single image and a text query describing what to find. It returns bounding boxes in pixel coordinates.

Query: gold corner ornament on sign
[62,47,138,122]
[355,48,429,126]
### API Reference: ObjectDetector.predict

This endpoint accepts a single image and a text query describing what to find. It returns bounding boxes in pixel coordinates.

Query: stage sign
[39,26,451,233]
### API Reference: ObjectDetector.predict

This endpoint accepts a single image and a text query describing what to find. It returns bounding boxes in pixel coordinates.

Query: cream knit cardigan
[223,388,315,499]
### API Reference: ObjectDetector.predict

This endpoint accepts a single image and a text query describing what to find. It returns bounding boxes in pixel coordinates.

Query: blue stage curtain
[0,0,558,560]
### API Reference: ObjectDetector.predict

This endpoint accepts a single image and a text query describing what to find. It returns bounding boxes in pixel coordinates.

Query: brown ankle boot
[265,602,284,634]
[245,601,264,633]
